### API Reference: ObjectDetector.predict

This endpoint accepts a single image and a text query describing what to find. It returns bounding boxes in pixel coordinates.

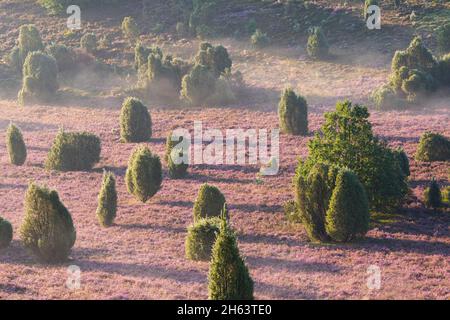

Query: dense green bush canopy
[96,171,118,227]
[120,97,152,143]
[20,183,76,263]
[278,88,308,136]
[415,132,450,162]
[193,183,226,222]
[6,123,27,166]
[0,217,13,249]
[185,217,221,261]
[306,100,408,211]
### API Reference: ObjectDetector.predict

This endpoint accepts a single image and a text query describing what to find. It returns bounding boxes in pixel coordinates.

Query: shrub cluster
[306,100,408,211]
[122,16,139,44]
[307,27,329,60]
[185,217,221,261]
[20,183,76,263]
[80,33,97,54]
[120,97,152,143]
[96,171,118,227]
[193,184,226,222]
[125,146,162,203]
[47,43,75,72]
[9,25,44,73]
[251,29,269,48]
[294,161,369,243]
[415,132,450,162]
[208,211,254,300]
[45,130,101,171]
[372,37,450,109]
[6,123,27,166]
[0,217,13,249]
[18,51,58,106]
[278,88,308,136]
[165,131,189,178]
[195,42,232,77]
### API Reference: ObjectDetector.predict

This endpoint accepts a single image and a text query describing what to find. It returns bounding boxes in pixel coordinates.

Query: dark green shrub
[278,88,308,136]
[283,200,299,224]
[325,169,370,242]
[364,0,379,19]
[251,29,269,48]
[307,100,408,211]
[195,42,232,77]
[415,132,450,162]
[6,123,27,166]
[424,179,442,210]
[20,183,76,263]
[134,42,153,71]
[185,217,221,261]
[45,130,101,171]
[436,54,450,86]
[119,97,152,143]
[393,148,410,177]
[165,131,189,178]
[370,84,404,110]
[391,37,437,72]
[147,52,183,99]
[18,51,58,106]
[122,16,139,44]
[307,27,329,60]
[47,43,75,72]
[96,171,117,227]
[294,162,338,242]
[9,25,44,72]
[0,217,13,249]
[193,183,226,222]
[125,146,162,203]
[80,33,97,53]
[437,24,450,54]
[181,64,216,105]
[208,211,254,300]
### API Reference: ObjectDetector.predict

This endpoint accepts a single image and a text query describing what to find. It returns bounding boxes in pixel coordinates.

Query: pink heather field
[0,0,449,300]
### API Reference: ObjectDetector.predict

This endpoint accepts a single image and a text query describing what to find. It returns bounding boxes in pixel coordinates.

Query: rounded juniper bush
[45,129,101,171]
[165,131,189,179]
[415,132,450,162]
[424,179,442,210]
[6,123,27,166]
[20,183,76,263]
[18,51,58,106]
[185,217,221,261]
[125,146,162,203]
[120,97,152,143]
[193,183,226,222]
[208,207,254,300]
[325,169,370,242]
[393,148,410,177]
[278,88,308,136]
[96,171,118,227]
[0,217,13,249]
[181,64,216,106]
[9,24,44,72]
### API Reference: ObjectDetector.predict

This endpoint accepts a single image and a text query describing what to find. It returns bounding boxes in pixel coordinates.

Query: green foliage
[6,123,27,166]
[325,169,370,242]
[436,23,450,53]
[80,33,97,53]
[370,84,404,110]
[96,171,117,227]
[125,146,162,203]
[122,17,139,44]
[443,186,450,205]
[307,27,329,60]
[165,131,189,179]
[193,183,226,222]
[47,43,75,72]
[393,148,410,177]
[284,200,299,223]
[20,183,76,263]
[195,42,232,77]
[307,100,408,211]
[45,130,101,171]
[208,210,254,300]
[181,64,216,105]
[278,88,308,136]
[134,43,162,72]
[18,51,58,106]
[0,217,13,249]
[185,217,221,261]
[294,162,338,242]
[436,54,450,86]
[120,97,152,143]
[10,25,44,72]
[251,29,269,48]
[415,132,450,162]
[424,179,442,209]
[364,0,379,19]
